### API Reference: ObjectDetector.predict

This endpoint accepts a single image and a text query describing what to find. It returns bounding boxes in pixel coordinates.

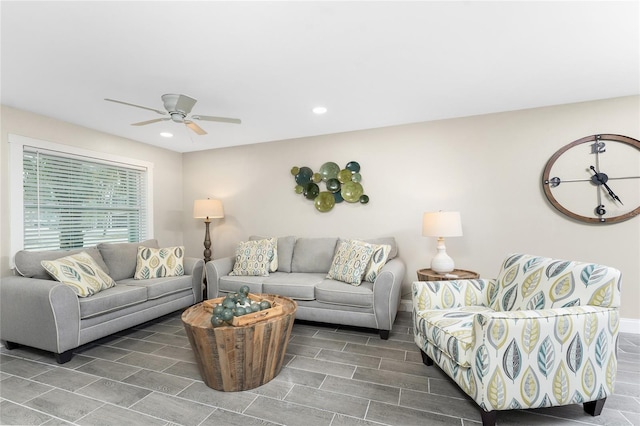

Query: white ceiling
[2,1,638,153]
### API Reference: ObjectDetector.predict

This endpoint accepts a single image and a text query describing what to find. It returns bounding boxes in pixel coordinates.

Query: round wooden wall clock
[542,134,640,224]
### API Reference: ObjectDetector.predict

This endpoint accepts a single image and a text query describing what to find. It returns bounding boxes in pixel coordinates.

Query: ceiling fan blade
[131,117,171,126]
[105,98,167,115]
[173,94,197,114]
[185,120,207,135]
[191,114,241,124]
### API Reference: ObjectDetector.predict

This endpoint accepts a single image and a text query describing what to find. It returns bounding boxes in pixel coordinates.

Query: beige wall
[183,96,640,320]
[0,105,185,277]
[1,99,638,321]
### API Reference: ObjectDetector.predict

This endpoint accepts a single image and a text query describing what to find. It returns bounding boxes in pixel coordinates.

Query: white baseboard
[400,299,640,334]
[620,318,640,334]
[400,299,412,312]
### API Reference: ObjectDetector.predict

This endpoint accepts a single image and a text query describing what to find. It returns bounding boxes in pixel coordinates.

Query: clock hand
[589,166,624,205]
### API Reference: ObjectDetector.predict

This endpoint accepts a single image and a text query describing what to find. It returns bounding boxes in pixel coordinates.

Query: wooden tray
[202,293,284,327]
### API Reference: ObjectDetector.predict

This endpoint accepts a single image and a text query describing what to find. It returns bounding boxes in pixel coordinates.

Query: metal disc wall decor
[291,161,369,212]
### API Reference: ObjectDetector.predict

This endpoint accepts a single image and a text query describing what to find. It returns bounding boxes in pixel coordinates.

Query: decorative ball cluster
[210,286,272,328]
[291,161,369,212]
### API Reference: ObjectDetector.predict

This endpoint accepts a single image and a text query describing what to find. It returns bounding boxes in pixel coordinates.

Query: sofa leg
[480,409,496,426]
[420,350,433,366]
[3,341,20,350]
[584,398,607,416]
[379,330,390,340]
[55,350,73,364]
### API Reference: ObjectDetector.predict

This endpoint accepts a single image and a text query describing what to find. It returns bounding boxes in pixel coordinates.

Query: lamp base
[203,218,212,263]
[430,237,455,274]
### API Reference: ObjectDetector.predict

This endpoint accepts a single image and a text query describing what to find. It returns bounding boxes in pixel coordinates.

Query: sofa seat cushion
[315,279,374,308]
[415,305,495,368]
[118,275,192,300]
[78,284,148,319]
[262,272,324,300]
[219,275,266,295]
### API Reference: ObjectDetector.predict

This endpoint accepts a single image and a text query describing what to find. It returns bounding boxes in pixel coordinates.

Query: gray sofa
[0,240,204,363]
[205,236,405,339]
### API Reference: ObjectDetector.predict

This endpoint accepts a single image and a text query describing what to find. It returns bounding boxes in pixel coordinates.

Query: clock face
[542,134,640,224]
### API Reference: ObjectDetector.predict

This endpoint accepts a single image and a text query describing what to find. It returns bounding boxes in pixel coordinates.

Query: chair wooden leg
[420,350,433,366]
[480,409,496,426]
[584,398,606,416]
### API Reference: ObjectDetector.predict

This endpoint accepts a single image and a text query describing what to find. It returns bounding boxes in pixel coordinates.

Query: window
[10,135,153,254]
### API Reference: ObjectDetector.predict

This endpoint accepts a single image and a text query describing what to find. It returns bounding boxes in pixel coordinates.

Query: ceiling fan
[105,93,241,135]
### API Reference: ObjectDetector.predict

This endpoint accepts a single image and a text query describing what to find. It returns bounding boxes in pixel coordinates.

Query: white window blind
[22,147,149,251]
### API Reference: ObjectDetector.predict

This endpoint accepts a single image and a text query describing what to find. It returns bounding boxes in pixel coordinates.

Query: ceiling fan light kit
[105,93,241,136]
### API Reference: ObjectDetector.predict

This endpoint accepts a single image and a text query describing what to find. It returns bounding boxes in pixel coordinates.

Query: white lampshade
[422,211,463,274]
[422,211,463,237]
[193,199,224,219]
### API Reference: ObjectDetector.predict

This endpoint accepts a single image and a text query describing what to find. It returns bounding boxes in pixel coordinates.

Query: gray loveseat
[205,236,405,339]
[0,240,204,363]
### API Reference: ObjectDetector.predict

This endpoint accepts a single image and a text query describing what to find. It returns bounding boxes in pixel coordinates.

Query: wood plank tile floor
[1,311,638,425]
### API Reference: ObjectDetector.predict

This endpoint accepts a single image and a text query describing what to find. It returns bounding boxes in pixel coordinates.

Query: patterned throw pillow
[364,244,392,282]
[41,251,116,297]
[134,246,185,280]
[327,239,375,286]
[265,237,278,272]
[229,238,276,276]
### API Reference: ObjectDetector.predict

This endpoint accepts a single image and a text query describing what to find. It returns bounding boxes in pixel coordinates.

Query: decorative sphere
[294,185,304,194]
[326,178,341,193]
[359,194,369,204]
[346,161,360,173]
[341,181,364,202]
[290,166,300,176]
[338,169,353,183]
[211,315,225,327]
[295,166,314,185]
[314,191,336,212]
[333,191,344,203]
[352,172,362,183]
[319,162,340,181]
[304,182,320,200]
[312,173,322,183]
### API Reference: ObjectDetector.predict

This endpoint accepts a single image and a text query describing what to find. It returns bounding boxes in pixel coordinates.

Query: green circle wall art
[291,161,369,212]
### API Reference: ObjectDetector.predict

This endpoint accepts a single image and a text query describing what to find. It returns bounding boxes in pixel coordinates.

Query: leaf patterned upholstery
[412,253,622,422]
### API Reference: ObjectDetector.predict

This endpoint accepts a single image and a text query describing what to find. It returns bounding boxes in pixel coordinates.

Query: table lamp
[422,211,463,274]
[194,199,224,262]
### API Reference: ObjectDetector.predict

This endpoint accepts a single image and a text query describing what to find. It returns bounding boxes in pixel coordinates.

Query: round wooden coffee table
[182,294,297,391]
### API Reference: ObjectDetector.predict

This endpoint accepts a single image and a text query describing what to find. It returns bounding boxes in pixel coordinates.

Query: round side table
[417,268,479,281]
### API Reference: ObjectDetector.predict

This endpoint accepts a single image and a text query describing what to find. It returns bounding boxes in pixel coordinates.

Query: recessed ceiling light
[312,106,327,115]
[160,132,173,138]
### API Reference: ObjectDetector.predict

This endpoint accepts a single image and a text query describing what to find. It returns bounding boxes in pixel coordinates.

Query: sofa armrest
[412,278,496,311]
[205,256,235,299]
[184,257,205,303]
[372,258,406,331]
[470,306,619,411]
[0,276,81,354]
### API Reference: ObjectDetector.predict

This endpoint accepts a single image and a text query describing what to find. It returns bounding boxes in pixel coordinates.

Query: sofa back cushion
[15,247,109,280]
[492,253,622,311]
[98,239,159,281]
[291,237,338,273]
[361,237,398,260]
